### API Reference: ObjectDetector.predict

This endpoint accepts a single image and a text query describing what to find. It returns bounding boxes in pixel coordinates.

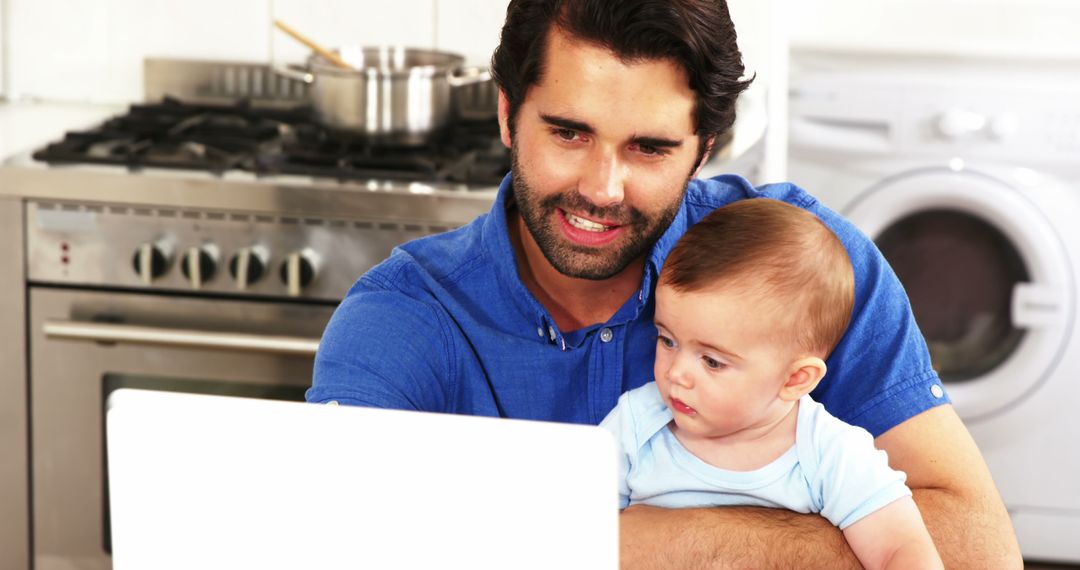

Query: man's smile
[556,208,626,247]
[562,209,619,232]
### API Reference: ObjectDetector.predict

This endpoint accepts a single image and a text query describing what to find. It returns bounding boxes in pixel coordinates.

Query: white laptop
[106,389,618,570]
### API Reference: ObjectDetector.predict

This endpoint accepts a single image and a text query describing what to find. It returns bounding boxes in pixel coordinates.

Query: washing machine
[788,52,1080,563]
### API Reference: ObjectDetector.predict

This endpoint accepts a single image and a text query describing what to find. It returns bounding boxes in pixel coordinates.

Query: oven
[16,193,465,570]
[0,57,506,570]
[30,287,331,570]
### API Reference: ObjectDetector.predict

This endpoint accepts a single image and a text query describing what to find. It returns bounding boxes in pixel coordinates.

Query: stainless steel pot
[280,46,491,144]
[449,66,499,121]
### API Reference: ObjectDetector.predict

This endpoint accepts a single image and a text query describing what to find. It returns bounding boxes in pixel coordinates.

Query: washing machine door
[843,167,1074,421]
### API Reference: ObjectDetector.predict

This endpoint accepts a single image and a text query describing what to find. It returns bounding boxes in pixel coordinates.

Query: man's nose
[579,147,625,208]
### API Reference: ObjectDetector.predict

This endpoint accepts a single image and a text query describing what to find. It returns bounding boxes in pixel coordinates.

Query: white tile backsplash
[5,0,785,104]
[435,0,507,66]
[269,0,437,65]
[18,0,1070,105]
[10,0,112,101]
[11,0,270,103]
[7,0,440,103]
[788,0,1080,59]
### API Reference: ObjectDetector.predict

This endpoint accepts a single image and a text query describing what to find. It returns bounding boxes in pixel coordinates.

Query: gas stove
[32,97,509,186]
[0,59,505,304]
[0,60,510,570]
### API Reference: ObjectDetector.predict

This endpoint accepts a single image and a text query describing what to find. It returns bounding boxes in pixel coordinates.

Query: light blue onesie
[600,382,911,529]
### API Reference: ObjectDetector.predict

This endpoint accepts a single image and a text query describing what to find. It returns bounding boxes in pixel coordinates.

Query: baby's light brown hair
[661,198,855,358]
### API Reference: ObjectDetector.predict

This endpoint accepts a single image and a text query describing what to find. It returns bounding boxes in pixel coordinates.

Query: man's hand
[618,405,1022,569]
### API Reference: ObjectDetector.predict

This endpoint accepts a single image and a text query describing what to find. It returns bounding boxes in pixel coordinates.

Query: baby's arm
[843,495,943,570]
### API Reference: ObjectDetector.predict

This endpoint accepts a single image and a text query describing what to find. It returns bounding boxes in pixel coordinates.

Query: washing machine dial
[988,112,1019,141]
[935,108,988,140]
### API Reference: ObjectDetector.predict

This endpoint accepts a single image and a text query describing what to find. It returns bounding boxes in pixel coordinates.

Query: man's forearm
[913,487,1021,569]
[619,488,1021,569]
[619,504,860,569]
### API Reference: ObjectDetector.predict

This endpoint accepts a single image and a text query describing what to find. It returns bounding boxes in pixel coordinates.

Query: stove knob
[228,245,270,291]
[279,248,322,297]
[131,239,174,284]
[180,244,221,290]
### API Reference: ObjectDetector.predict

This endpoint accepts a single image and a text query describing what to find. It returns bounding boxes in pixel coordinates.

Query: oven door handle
[43,320,320,356]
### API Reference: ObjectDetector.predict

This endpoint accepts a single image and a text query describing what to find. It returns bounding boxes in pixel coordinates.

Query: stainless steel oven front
[16,194,463,570]
[0,154,494,570]
[29,286,332,570]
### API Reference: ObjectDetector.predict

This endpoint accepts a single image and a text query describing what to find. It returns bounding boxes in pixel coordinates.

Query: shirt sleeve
[808,407,912,530]
[688,178,948,437]
[798,189,949,436]
[599,392,637,510]
[307,281,455,412]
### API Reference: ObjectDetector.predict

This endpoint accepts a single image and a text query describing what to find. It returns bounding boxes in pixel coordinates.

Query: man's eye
[555,128,578,141]
[632,143,668,157]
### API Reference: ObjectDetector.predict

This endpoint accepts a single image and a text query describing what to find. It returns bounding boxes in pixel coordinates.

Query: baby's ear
[779,357,827,402]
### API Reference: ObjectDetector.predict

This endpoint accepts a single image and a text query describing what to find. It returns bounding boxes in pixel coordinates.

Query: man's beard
[510,146,687,281]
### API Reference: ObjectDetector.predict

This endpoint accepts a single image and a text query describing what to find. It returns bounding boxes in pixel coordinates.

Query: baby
[601,198,942,569]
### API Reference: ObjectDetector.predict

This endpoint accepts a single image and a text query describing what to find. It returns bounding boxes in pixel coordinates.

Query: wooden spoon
[273,20,353,70]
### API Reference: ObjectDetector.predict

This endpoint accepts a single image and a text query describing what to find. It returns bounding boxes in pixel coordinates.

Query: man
[310,0,1021,567]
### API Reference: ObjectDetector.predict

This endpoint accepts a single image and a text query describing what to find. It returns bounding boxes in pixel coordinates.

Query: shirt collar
[482,174,560,344]
[641,188,692,307]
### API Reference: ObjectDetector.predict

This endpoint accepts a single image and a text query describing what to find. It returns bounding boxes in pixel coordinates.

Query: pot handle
[448,66,492,88]
[272,64,315,85]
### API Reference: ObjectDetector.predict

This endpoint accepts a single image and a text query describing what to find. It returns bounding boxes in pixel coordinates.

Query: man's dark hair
[491,0,753,159]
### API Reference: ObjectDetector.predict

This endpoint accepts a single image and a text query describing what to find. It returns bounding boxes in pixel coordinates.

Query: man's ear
[691,135,717,178]
[779,357,827,402]
[498,89,513,149]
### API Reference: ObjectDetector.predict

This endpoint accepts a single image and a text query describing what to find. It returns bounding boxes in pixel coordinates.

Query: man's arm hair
[622,503,859,569]
[619,405,1023,569]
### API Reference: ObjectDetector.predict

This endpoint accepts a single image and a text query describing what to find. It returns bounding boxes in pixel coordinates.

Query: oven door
[29,287,333,570]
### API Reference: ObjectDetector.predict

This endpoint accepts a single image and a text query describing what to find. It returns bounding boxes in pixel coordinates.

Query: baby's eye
[702,355,725,370]
[657,335,675,349]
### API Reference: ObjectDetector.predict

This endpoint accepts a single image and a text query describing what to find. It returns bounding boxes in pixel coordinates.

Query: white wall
[788,0,1080,60]
[6,0,442,102]
[4,0,783,104]
[0,0,8,98]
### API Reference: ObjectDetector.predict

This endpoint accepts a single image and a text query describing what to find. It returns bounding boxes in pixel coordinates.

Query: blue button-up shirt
[309,173,948,437]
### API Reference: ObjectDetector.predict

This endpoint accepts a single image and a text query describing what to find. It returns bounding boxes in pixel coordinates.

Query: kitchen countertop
[0,99,125,162]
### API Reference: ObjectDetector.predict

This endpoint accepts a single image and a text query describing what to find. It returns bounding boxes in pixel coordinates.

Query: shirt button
[600,328,614,343]
[930,384,944,399]
[537,327,544,338]
[548,326,557,342]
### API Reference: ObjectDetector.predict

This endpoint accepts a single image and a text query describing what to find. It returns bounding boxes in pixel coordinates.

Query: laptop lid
[106,389,618,570]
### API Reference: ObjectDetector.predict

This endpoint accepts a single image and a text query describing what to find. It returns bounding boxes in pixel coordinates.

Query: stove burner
[33,98,510,186]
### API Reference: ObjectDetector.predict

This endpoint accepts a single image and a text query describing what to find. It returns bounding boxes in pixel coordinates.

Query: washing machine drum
[843,168,1074,421]
[876,211,1026,382]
